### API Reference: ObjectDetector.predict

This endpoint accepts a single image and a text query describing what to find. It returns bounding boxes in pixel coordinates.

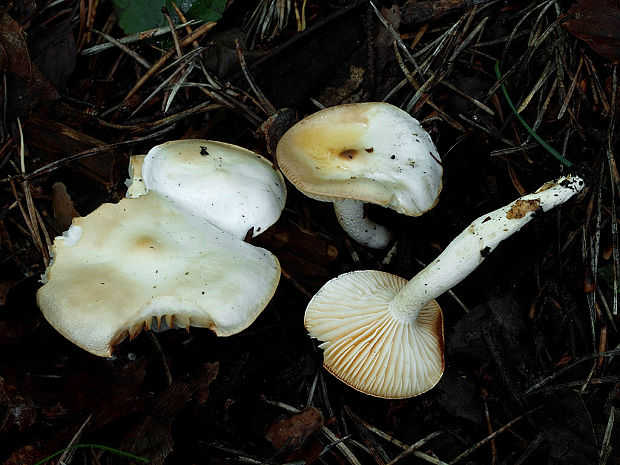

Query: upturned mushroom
[37,192,282,357]
[276,102,442,248]
[140,139,286,239]
[305,175,584,398]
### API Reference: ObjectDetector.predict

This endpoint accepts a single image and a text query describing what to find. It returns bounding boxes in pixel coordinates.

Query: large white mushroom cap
[37,192,281,357]
[142,139,287,239]
[276,102,442,215]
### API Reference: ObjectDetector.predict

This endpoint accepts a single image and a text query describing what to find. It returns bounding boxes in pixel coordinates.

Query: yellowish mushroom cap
[276,102,442,215]
[305,270,444,399]
[37,192,281,357]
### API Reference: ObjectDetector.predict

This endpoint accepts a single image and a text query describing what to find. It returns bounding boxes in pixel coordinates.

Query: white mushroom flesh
[125,154,147,199]
[389,175,585,321]
[37,192,281,357]
[333,199,391,249]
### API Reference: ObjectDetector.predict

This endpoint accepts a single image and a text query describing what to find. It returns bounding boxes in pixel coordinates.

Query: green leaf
[112,0,225,35]
[187,0,226,23]
[112,0,167,35]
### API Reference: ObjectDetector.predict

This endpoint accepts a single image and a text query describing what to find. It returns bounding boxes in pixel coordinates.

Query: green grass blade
[494,61,573,168]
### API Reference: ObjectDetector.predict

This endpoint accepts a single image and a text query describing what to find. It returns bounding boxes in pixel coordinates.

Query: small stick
[120,22,216,106]
[81,21,201,55]
[90,29,151,69]
[235,40,276,115]
[449,405,545,464]
[518,350,620,398]
[348,409,448,465]
[22,128,173,181]
[386,432,444,465]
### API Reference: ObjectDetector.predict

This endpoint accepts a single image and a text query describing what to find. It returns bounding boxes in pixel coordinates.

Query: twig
[21,128,173,181]
[558,54,584,120]
[518,349,620,398]
[57,415,92,464]
[449,405,545,464]
[599,405,617,465]
[386,432,444,465]
[120,21,216,106]
[513,432,544,465]
[606,65,618,315]
[235,40,276,116]
[516,61,555,113]
[90,29,151,68]
[369,1,424,79]
[347,409,448,465]
[344,406,389,465]
[81,21,201,55]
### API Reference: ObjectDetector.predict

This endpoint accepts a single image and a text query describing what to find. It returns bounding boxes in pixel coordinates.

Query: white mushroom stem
[333,198,391,249]
[389,175,584,322]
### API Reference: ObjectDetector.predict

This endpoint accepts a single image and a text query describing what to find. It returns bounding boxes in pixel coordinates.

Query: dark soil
[1,1,619,464]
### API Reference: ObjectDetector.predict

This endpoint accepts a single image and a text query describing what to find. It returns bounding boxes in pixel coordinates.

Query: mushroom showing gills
[276,102,442,248]
[305,175,584,398]
[37,192,281,357]
[140,139,286,239]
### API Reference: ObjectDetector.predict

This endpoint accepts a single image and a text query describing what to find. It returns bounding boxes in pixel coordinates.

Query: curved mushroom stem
[389,175,585,322]
[333,198,391,249]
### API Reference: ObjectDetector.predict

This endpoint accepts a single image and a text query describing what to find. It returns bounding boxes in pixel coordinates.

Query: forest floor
[0,0,619,464]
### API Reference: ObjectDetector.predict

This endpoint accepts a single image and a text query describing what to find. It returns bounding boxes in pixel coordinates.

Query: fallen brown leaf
[265,406,324,452]
[0,12,59,118]
[564,0,620,62]
[115,362,219,465]
[51,182,79,232]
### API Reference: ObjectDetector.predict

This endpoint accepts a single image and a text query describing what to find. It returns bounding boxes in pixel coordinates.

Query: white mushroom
[305,175,584,398]
[37,192,281,357]
[125,154,147,199]
[276,102,442,248]
[141,139,287,238]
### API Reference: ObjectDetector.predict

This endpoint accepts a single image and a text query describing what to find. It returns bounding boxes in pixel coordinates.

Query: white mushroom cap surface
[305,270,444,399]
[37,192,281,357]
[276,102,442,215]
[142,139,286,239]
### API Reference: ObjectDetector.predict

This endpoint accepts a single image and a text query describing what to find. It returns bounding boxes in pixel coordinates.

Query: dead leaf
[2,445,43,465]
[0,13,59,118]
[51,182,79,232]
[114,362,219,465]
[564,0,620,63]
[0,376,37,433]
[265,406,324,452]
[28,19,77,89]
[259,108,298,159]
